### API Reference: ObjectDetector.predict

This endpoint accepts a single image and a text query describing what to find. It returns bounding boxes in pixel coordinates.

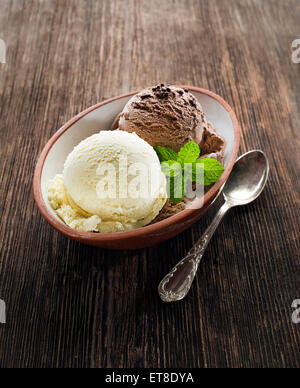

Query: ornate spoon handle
[158,202,231,302]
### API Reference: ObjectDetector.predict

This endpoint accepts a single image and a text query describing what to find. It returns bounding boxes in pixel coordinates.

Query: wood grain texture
[0,0,299,368]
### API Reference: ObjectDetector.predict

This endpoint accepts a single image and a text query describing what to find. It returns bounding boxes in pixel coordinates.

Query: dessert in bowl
[33,86,240,249]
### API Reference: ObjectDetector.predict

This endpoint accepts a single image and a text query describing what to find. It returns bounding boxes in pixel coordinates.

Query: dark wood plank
[0,0,299,368]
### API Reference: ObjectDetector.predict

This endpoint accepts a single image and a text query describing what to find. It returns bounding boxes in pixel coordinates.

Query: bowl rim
[33,86,241,242]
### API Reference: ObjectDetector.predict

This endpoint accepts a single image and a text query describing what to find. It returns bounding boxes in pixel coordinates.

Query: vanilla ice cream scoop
[60,130,167,232]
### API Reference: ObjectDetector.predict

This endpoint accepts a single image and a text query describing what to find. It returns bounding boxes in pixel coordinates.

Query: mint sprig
[195,158,225,186]
[161,160,182,178]
[154,146,177,162]
[154,141,224,203]
[177,141,200,164]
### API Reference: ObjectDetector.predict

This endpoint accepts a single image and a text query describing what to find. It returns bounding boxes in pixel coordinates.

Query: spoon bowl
[223,150,270,206]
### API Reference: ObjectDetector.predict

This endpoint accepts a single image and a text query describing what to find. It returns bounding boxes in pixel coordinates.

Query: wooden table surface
[0,0,299,368]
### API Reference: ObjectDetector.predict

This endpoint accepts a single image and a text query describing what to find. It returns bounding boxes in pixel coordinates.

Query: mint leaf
[195,158,224,186]
[161,161,182,178]
[177,141,200,165]
[154,146,177,162]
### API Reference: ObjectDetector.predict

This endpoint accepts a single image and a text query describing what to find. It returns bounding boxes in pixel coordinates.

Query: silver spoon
[158,150,269,303]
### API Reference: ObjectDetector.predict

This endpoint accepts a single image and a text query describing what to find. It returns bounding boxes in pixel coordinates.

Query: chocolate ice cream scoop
[112,85,208,152]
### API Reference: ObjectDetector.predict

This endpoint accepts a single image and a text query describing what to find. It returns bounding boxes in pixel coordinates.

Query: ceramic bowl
[33,87,240,249]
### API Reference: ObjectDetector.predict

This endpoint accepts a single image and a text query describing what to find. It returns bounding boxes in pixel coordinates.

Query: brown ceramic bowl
[33,87,240,249]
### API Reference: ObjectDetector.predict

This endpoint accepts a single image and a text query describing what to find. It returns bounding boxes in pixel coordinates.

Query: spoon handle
[158,202,231,302]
